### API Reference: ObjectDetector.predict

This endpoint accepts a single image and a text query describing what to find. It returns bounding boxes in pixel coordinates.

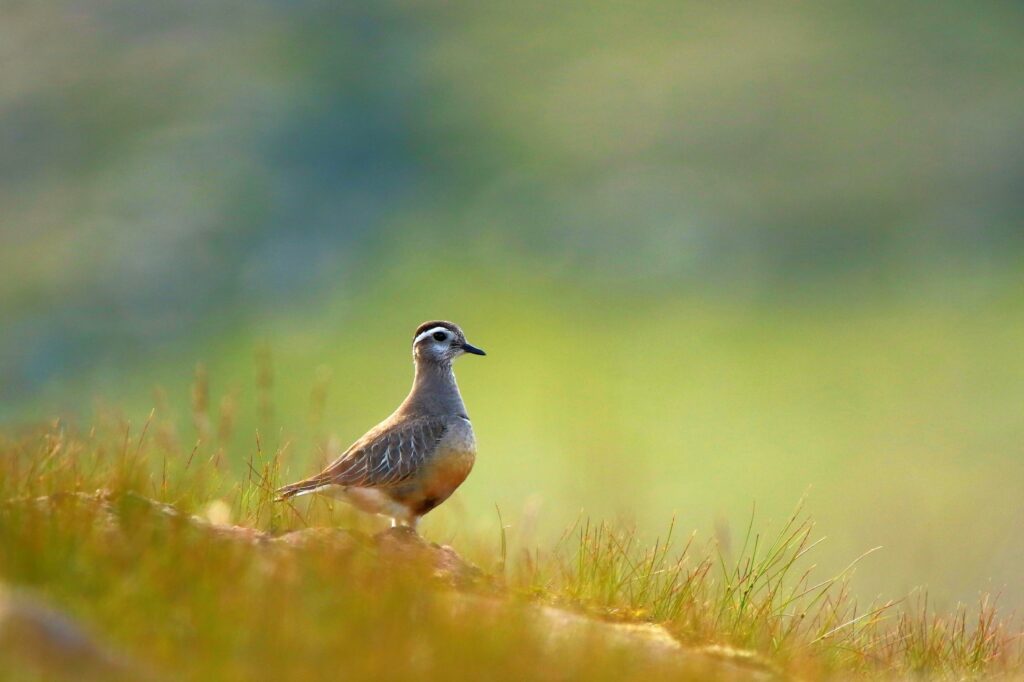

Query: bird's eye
[433,331,447,342]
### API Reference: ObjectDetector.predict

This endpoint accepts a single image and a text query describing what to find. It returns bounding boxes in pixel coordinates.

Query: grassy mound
[0,416,1020,680]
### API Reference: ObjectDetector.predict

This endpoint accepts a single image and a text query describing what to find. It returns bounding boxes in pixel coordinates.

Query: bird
[275,320,486,531]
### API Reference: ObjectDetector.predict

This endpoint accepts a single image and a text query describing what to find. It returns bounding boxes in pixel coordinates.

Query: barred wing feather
[276,416,448,498]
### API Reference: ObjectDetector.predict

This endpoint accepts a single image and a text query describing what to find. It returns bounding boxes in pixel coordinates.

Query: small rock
[272,527,367,553]
[441,593,779,680]
[373,527,487,587]
[0,583,155,681]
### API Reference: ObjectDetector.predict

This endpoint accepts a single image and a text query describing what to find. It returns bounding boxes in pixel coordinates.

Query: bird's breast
[403,419,476,515]
[444,417,477,454]
[431,419,476,483]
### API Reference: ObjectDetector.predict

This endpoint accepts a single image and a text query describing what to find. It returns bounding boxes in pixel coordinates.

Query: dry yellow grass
[0,409,1021,680]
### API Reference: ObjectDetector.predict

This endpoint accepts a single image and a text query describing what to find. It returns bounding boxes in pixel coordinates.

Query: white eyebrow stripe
[413,327,453,344]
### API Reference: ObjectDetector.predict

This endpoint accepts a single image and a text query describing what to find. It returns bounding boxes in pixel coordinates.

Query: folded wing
[275,416,448,499]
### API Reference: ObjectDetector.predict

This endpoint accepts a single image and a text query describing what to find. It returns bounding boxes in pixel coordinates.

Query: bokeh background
[3,1,1023,610]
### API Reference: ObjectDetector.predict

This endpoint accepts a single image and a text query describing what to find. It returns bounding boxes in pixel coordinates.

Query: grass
[1,404,1021,680]
[17,265,1024,615]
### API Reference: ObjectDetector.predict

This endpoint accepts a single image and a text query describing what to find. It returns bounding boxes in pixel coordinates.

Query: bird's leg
[389,516,419,533]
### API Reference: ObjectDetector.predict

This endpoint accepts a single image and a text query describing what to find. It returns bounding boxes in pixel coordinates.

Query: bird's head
[412,320,486,366]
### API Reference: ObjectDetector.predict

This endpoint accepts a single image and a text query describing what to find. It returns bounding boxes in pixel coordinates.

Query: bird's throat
[403,360,466,416]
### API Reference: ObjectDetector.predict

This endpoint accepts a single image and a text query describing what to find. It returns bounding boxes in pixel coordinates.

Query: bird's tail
[274,477,325,502]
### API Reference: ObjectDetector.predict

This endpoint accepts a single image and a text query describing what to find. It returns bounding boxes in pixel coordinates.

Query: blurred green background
[2,1,1023,609]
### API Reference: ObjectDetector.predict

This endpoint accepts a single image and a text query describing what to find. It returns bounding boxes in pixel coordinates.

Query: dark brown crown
[413,320,464,341]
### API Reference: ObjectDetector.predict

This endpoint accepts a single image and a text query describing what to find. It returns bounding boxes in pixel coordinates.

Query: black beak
[461,341,486,356]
